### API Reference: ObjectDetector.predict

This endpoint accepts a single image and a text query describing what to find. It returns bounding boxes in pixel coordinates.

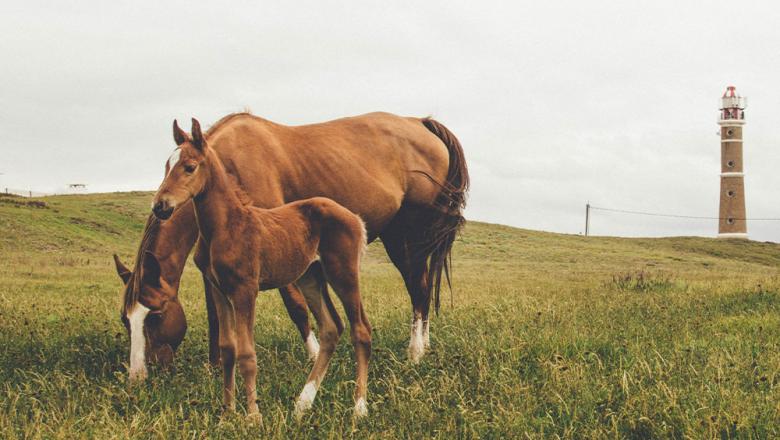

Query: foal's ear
[173,119,188,146]
[191,118,206,151]
[113,254,132,284]
[141,251,163,287]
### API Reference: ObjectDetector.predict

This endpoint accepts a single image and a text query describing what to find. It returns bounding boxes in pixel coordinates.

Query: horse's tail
[420,118,470,314]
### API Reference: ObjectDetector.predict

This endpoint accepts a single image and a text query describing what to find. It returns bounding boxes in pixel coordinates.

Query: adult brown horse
[116,111,468,379]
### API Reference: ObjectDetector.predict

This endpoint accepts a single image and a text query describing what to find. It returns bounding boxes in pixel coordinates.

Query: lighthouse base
[717,232,748,239]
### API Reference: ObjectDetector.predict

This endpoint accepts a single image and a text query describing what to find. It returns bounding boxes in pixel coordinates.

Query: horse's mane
[122,214,161,313]
[206,111,267,136]
[205,115,258,207]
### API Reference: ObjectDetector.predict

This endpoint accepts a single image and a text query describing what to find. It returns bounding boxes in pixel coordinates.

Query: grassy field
[1,192,779,439]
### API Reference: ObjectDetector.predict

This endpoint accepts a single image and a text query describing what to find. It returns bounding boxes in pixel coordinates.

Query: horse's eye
[184,164,197,174]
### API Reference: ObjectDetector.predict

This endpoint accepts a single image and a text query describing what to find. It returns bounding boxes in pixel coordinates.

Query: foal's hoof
[293,399,312,421]
[353,398,368,418]
[246,411,263,426]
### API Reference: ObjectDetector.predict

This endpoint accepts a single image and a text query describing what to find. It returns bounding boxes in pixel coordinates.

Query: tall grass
[1,193,779,438]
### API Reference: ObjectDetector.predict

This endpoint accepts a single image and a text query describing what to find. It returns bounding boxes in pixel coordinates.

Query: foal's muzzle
[152,200,174,220]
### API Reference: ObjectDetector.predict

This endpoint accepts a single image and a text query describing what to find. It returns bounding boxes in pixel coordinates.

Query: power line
[589,205,780,221]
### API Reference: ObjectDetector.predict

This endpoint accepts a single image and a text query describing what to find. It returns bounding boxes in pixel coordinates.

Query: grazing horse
[116,110,468,377]
[150,118,371,418]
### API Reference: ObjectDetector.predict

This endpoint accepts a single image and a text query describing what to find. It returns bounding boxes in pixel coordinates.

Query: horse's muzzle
[152,200,174,220]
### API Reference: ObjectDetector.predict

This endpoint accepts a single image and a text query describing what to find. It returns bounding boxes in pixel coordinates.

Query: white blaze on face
[166,148,181,175]
[408,317,425,364]
[127,303,150,381]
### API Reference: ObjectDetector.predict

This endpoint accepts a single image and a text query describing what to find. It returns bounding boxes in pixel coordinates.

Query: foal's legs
[232,286,260,416]
[194,241,222,367]
[210,282,260,416]
[209,283,238,411]
[320,249,372,417]
[293,263,344,419]
[279,284,319,361]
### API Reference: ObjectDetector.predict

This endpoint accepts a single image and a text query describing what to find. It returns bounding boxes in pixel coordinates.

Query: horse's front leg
[232,284,260,418]
[209,284,238,412]
[203,276,221,367]
[194,240,221,367]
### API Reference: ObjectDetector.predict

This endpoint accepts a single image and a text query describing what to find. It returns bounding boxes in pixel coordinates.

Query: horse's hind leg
[320,244,372,417]
[380,212,431,363]
[278,284,319,361]
[293,263,344,419]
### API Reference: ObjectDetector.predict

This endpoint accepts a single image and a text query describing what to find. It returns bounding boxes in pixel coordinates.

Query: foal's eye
[183,164,197,173]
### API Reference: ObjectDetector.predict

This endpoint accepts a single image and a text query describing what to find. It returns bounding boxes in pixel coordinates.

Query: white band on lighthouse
[718,232,748,239]
[720,172,744,177]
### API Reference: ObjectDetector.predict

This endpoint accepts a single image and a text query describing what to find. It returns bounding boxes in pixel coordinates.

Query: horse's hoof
[407,345,425,364]
[128,368,148,384]
[353,398,368,418]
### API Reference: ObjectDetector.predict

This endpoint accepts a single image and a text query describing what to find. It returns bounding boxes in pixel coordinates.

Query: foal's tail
[420,118,470,314]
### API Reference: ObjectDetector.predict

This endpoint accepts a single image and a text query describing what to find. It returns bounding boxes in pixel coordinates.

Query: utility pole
[585,202,590,236]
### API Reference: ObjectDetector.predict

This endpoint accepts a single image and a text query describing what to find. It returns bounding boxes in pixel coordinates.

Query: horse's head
[114,252,187,381]
[152,118,210,220]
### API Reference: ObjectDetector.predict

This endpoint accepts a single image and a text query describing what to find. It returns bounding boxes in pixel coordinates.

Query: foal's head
[114,251,186,378]
[152,118,210,220]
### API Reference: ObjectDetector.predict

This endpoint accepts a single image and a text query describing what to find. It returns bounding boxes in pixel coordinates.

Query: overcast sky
[2,1,779,240]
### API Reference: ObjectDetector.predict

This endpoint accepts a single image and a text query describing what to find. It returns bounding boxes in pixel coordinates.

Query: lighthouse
[717,86,748,239]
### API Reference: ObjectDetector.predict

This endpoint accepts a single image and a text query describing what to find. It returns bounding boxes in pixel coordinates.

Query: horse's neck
[193,151,246,242]
[153,204,199,286]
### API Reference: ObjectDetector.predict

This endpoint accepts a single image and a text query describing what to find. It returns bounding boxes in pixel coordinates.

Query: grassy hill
[1,192,779,438]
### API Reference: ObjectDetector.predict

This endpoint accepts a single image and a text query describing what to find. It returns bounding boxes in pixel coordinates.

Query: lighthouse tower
[717,86,748,239]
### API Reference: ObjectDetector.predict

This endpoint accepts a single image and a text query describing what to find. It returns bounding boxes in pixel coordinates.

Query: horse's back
[207,112,451,235]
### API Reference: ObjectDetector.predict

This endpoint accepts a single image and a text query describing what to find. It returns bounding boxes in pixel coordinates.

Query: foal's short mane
[122,214,161,313]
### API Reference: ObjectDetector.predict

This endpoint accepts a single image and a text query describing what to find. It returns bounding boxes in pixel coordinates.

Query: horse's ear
[191,118,206,151]
[173,120,188,146]
[141,251,162,287]
[113,254,132,284]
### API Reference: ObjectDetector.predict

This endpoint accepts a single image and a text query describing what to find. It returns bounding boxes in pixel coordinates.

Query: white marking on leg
[354,397,368,418]
[294,381,318,419]
[304,333,320,362]
[127,303,150,382]
[408,317,425,364]
[422,320,430,349]
[166,148,181,174]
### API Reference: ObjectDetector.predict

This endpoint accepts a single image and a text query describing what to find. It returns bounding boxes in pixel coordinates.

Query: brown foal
[152,118,372,418]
